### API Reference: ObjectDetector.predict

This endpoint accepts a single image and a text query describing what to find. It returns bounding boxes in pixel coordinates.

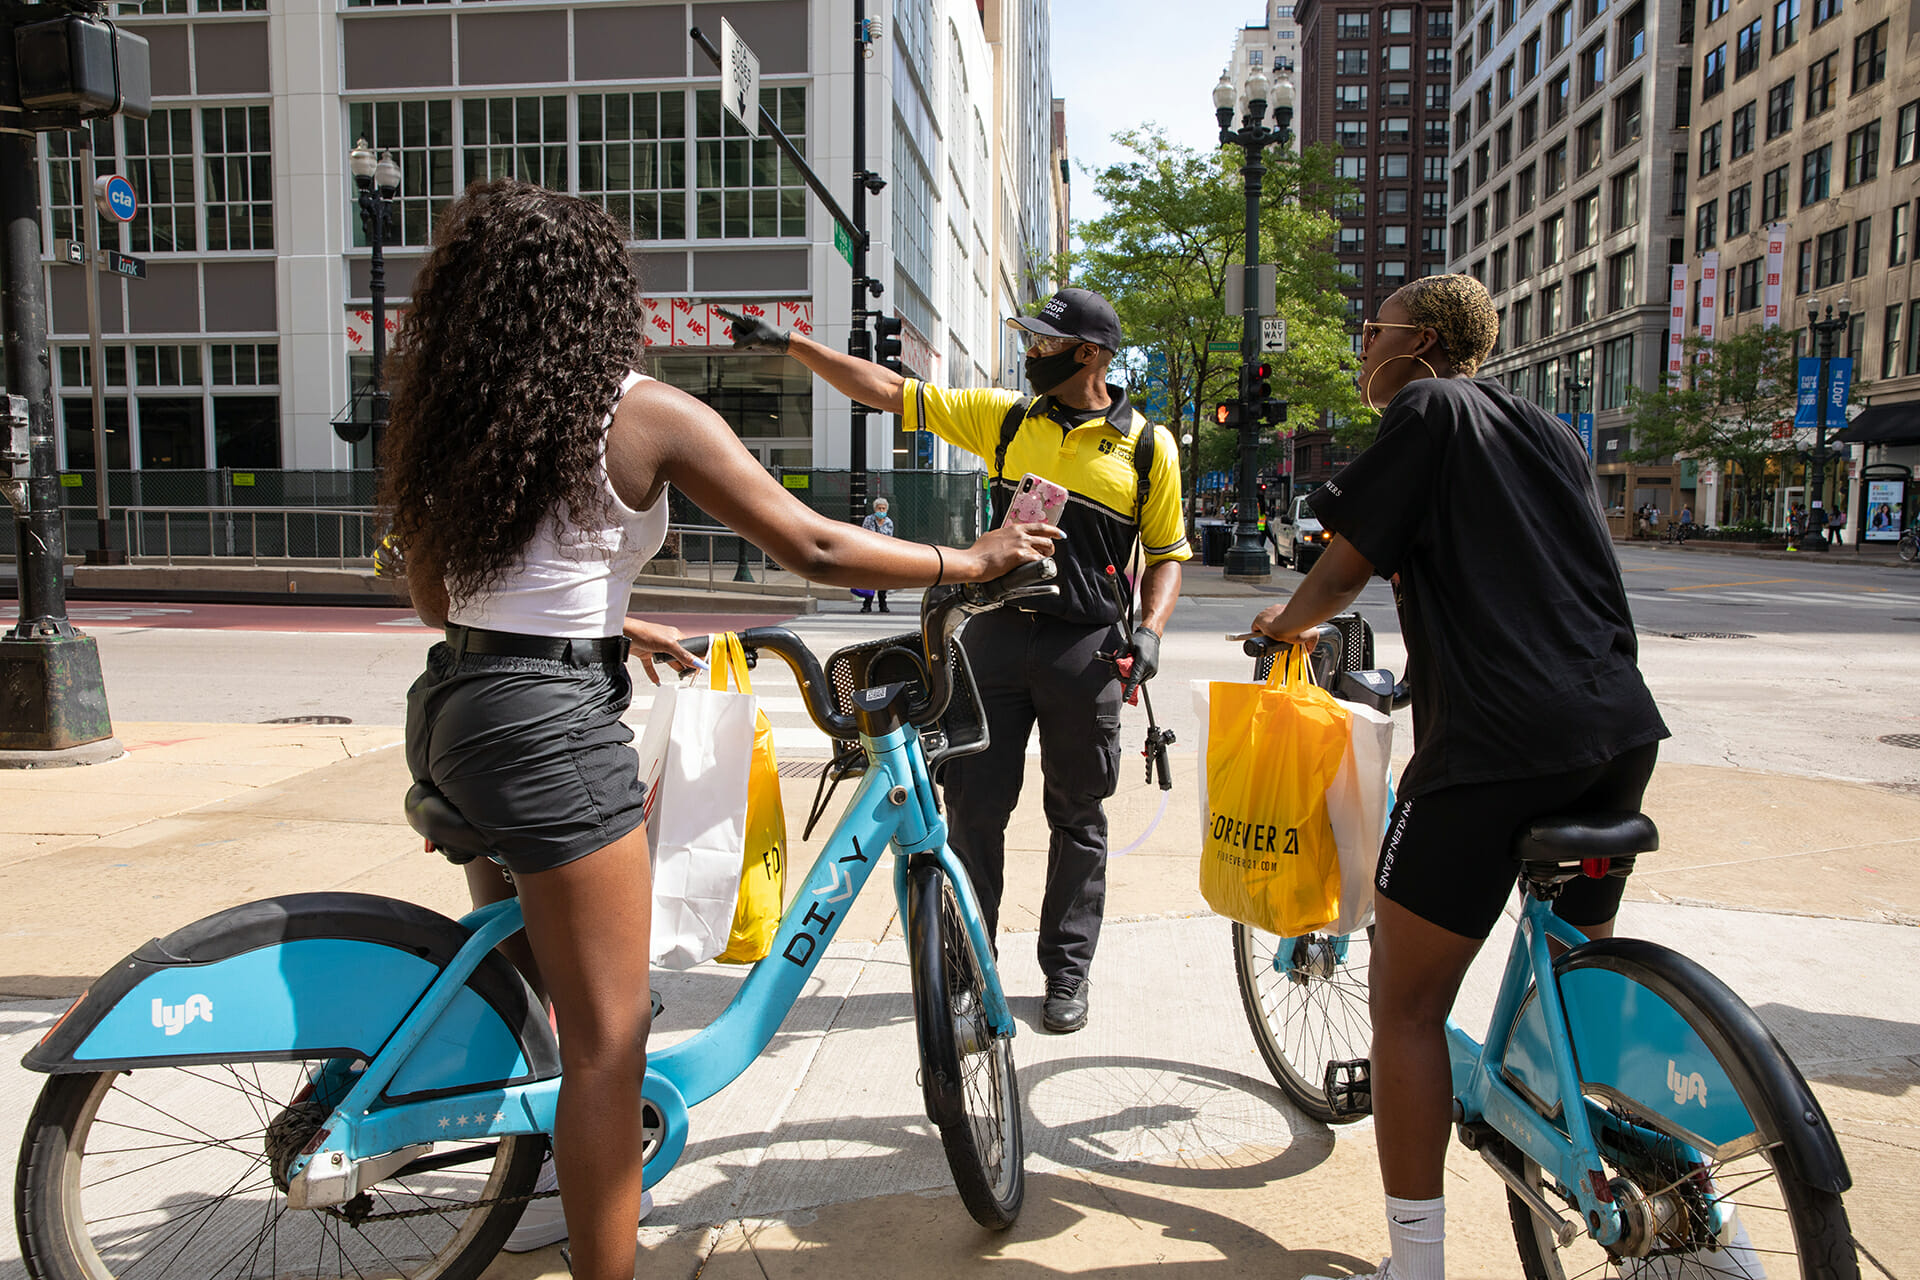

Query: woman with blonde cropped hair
[1250,275,1668,1280]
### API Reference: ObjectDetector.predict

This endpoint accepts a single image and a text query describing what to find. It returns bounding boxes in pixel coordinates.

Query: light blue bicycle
[1233,630,1857,1278]
[14,562,1059,1280]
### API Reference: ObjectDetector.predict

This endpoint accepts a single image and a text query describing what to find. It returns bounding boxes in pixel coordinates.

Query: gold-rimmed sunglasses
[1022,333,1079,356]
[1361,320,1430,345]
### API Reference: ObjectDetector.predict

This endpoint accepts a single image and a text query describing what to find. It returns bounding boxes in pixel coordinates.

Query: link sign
[719,19,762,138]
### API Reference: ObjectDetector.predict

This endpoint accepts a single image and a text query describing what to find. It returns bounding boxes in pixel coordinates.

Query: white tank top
[447,371,669,639]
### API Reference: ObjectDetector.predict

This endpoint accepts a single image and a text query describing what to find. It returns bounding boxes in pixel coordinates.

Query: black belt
[445,625,630,666]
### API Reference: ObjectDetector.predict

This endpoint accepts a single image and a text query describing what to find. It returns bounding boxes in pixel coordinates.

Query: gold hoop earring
[1361,353,1441,410]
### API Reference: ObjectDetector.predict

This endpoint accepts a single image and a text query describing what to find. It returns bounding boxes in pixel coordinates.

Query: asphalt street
[70,545,1920,788]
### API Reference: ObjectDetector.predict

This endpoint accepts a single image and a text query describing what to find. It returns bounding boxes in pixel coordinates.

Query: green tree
[1044,128,1365,495]
[1621,325,1866,521]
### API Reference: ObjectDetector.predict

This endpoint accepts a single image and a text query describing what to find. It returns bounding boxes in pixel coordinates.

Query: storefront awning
[1836,400,1920,445]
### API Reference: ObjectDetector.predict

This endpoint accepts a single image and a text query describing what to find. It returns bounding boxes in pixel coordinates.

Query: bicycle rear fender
[1499,937,1849,1193]
[21,893,559,1104]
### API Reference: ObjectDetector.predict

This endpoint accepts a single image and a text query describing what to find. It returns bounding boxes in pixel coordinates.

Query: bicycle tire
[907,862,1025,1229]
[1899,532,1917,563]
[15,925,548,1280]
[1231,922,1374,1124]
[1496,941,1857,1280]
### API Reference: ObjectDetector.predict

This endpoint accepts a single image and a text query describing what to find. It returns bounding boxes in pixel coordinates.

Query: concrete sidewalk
[1,722,1916,1279]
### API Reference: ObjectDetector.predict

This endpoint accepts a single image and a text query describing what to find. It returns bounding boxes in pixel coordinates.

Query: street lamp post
[1801,296,1850,551]
[1214,69,1294,579]
[349,139,401,455]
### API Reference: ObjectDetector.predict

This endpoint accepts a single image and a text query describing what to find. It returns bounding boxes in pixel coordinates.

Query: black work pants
[943,609,1125,986]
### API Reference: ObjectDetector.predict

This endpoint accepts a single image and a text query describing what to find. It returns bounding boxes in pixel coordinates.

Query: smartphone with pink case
[1003,473,1069,526]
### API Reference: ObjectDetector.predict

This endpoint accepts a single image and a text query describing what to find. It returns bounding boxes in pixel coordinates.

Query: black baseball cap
[1006,287,1122,351]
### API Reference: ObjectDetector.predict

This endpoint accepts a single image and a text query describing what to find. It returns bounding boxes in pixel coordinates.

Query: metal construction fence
[2,467,989,566]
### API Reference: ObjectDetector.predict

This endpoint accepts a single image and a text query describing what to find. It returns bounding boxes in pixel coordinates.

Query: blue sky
[1050,0,1265,226]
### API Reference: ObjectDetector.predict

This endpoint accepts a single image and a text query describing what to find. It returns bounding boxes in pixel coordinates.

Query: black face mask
[1024,348,1084,394]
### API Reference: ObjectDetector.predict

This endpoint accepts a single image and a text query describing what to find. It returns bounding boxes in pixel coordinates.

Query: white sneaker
[1305,1259,1394,1280]
[502,1154,654,1253]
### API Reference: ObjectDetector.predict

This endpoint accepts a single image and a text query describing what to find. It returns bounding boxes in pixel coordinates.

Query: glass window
[1619,3,1645,61]
[1883,304,1905,379]
[40,120,116,252]
[124,108,196,253]
[1705,0,1728,18]
[462,95,567,189]
[209,342,278,386]
[1513,294,1533,340]
[1548,69,1572,123]
[1518,163,1537,211]
[1612,79,1643,147]
[1897,101,1920,166]
[1424,190,1450,217]
[1336,120,1369,147]
[1387,7,1414,33]
[1497,122,1514,168]
[1337,155,1368,179]
[1909,300,1920,376]
[135,397,206,469]
[1851,21,1886,93]
[1671,150,1688,213]
[695,87,807,239]
[1810,0,1840,30]
[1551,1,1574,53]
[1845,121,1880,187]
[1730,101,1755,157]
[1772,0,1799,52]
[1601,334,1633,406]
[1545,139,1569,193]
[1337,48,1370,73]
[1492,245,1510,291]
[1675,68,1692,126]
[1610,165,1639,230]
[1521,98,1540,146]
[1852,217,1872,277]
[1386,80,1413,107]
[1543,211,1567,264]
[212,396,280,470]
[1726,182,1751,236]
[1336,11,1371,37]
[1766,80,1795,138]
[1801,142,1831,204]
[1575,191,1600,247]
[1735,18,1762,77]
[1892,201,1911,266]
[61,398,130,471]
[1699,121,1722,175]
[1695,198,1719,250]
[1337,84,1370,110]
[1737,257,1762,310]
[1425,154,1448,182]
[1572,266,1598,323]
[1386,44,1414,70]
[1524,31,1543,78]
[1580,40,1607,100]
[579,92,688,241]
[1807,53,1836,116]
[1383,153,1412,178]
[1516,228,1535,275]
[1541,281,1564,333]
[1495,183,1511,228]
[201,106,272,252]
[1606,249,1636,310]
[1814,226,1846,286]
[1382,116,1413,143]
[1702,44,1725,99]
[1476,140,1491,186]
[1762,163,1789,220]
[347,100,455,248]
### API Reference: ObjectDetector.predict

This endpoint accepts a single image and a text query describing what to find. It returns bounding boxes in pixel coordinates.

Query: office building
[31,0,1061,480]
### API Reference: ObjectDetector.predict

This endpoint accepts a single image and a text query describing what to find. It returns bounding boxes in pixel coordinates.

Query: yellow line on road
[1664,578,1805,592]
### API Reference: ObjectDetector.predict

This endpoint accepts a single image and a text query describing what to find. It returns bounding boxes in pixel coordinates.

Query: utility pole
[0,0,146,763]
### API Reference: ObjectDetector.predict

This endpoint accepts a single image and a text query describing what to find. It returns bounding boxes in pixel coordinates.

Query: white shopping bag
[634,674,756,968]
[1192,675,1393,939]
[1325,698,1393,937]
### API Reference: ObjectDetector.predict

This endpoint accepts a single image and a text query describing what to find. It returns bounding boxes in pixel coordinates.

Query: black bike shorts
[1375,742,1660,940]
[404,642,647,876]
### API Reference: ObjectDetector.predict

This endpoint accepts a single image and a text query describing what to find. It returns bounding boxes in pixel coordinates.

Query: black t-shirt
[1310,377,1667,797]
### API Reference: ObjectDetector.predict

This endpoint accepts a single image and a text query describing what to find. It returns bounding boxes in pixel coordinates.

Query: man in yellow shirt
[721,288,1189,1032]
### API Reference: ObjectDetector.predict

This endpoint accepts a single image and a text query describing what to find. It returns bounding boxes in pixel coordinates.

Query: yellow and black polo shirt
[903,379,1191,627]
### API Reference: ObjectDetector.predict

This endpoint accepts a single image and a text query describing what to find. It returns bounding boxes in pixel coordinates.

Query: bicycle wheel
[908,862,1025,1229]
[16,1059,545,1280]
[1232,922,1374,1125]
[1899,532,1918,563]
[1497,941,1857,1280]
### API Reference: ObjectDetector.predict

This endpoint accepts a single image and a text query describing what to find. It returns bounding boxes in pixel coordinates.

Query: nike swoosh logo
[1390,1215,1428,1225]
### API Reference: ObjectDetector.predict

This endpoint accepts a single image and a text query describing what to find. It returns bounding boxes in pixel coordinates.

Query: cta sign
[93,174,137,222]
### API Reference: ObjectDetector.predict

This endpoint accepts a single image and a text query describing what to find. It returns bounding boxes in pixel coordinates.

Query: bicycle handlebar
[660,557,1060,741]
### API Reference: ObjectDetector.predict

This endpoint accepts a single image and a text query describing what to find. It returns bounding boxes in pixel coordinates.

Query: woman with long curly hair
[382,180,1056,1280]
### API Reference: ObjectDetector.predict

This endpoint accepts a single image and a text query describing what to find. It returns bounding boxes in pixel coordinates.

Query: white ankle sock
[1383,1194,1446,1280]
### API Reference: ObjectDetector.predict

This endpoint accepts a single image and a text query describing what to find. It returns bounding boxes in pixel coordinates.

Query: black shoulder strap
[993,396,1033,481]
[1132,418,1155,529]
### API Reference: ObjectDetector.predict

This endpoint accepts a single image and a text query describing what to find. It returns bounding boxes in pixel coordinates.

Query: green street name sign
[1206,341,1239,353]
[833,222,853,266]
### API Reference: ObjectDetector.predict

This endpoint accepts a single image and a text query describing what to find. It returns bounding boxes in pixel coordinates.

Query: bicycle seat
[405,781,485,865]
[1512,811,1659,886]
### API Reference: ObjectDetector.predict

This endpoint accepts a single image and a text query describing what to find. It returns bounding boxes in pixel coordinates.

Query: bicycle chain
[328,1184,559,1225]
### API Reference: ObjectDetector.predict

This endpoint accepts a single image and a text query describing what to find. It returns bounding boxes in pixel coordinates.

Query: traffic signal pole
[848,0,871,521]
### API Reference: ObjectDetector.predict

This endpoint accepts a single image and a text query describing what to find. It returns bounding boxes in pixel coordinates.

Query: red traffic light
[1214,402,1246,427]
[1254,362,1274,380]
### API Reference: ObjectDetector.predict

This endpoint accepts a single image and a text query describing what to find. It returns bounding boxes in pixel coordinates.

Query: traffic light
[873,314,904,374]
[1252,360,1288,426]
[1213,402,1246,427]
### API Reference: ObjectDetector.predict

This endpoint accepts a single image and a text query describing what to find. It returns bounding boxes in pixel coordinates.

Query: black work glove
[1123,625,1161,696]
[714,306,790,353]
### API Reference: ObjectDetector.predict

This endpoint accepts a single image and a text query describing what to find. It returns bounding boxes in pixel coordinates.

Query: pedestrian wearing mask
[1254,275,1667,1280]
[860,497,895,612]
[718,288,1190,1033]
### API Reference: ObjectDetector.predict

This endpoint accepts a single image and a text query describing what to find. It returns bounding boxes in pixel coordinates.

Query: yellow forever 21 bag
[710,633,788,964]
[1196,646,1349,937]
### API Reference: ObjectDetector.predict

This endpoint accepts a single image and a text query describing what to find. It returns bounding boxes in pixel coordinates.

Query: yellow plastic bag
[710,633,788,963]
[1198,646,1349,937]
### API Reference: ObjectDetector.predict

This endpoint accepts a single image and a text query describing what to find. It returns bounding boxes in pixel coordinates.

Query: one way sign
[1260,316,1288,353]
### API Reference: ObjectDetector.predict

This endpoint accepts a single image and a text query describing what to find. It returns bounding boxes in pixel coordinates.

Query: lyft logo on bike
[151,994,213,1036]
[1667,1059,1709,1107]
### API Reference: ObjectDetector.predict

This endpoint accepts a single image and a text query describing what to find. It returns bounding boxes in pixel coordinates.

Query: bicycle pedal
[1324,1057,1373,1118]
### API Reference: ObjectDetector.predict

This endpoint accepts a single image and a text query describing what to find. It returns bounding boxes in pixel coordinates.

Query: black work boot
[1042,977,1090,1034]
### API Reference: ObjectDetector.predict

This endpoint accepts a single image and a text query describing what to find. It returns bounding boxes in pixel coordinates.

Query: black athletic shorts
[404,642,647,876]
[1375,742,1660,939]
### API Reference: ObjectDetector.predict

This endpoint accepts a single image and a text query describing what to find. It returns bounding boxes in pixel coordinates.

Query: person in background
[383,181,1058,1280]
[1252,275,1667,1280]
[861,497,895,613]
